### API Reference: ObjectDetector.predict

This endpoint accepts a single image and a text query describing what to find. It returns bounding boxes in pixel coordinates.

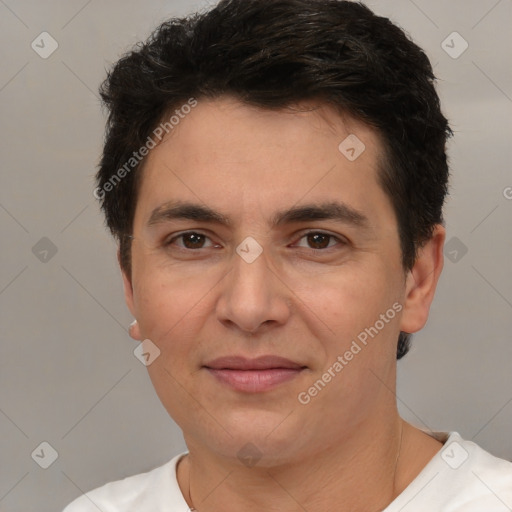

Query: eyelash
[164,230,346,252]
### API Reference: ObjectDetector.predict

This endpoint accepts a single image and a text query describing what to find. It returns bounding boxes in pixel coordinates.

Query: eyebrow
[147,200,370,229]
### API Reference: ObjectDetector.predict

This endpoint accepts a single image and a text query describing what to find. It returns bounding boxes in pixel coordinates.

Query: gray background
[0,0,511,510]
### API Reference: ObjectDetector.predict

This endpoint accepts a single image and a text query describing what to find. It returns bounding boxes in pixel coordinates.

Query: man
[65,0,512,510]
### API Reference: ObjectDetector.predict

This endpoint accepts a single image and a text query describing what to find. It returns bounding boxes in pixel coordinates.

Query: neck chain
[382,420,404,511]
[188,468,195,512]
[187,422,404,512]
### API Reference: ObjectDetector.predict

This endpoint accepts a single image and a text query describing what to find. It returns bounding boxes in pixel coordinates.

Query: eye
[293,231,344,250]
[165,231,217,250]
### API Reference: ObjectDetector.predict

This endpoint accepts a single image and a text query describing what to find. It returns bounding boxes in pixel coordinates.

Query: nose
[216,244,291,336]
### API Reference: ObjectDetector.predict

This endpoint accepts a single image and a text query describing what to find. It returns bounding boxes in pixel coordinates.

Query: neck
[178,414,417,512]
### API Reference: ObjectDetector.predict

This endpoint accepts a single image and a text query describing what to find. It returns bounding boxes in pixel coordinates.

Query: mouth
[203,355,307,393]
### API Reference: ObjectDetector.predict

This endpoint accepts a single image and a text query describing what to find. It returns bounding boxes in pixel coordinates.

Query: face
[123,96,442,465]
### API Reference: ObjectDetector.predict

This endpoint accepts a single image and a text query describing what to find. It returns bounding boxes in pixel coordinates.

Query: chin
[201,411,313,467]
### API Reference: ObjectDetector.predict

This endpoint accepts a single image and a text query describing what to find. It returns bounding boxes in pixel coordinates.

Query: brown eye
[182,233,206,248]
[294,231,343,250]
[166,232,214,249]
[307,233,331,249]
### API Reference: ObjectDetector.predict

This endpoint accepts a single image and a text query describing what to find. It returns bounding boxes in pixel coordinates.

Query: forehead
[149,96,382,166]
[135,96,392,230]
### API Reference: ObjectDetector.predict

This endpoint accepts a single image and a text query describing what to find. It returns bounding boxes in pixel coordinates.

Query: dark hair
[96,0,452,359]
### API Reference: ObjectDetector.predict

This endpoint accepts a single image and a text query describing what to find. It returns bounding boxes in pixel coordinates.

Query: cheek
[305,261,398,336]
[302,263,403,396]
[131,269,216,422]
[131,264,217,352]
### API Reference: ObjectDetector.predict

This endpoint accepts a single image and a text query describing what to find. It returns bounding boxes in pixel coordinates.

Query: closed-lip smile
[203,355,307,392]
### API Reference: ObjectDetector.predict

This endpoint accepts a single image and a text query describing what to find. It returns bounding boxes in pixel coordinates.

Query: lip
[204,355,304,370]
[204,356,306,393]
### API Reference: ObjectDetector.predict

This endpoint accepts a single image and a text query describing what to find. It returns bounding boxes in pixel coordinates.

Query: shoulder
[388,431,512,512]
[62,452,188,512]
[448,432,512,509]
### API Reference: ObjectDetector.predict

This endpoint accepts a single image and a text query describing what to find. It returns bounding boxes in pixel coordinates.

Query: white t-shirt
[63,431,512,511]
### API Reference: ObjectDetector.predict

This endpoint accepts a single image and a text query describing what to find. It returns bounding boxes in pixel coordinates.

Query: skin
[122,96,445,512]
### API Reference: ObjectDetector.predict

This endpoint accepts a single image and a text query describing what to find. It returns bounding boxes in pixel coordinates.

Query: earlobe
[399,225,445,334]
[129,319,142,341]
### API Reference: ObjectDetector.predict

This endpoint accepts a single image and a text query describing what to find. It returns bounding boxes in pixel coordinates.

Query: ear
[399,224,445,334]
[119,249,142,341]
